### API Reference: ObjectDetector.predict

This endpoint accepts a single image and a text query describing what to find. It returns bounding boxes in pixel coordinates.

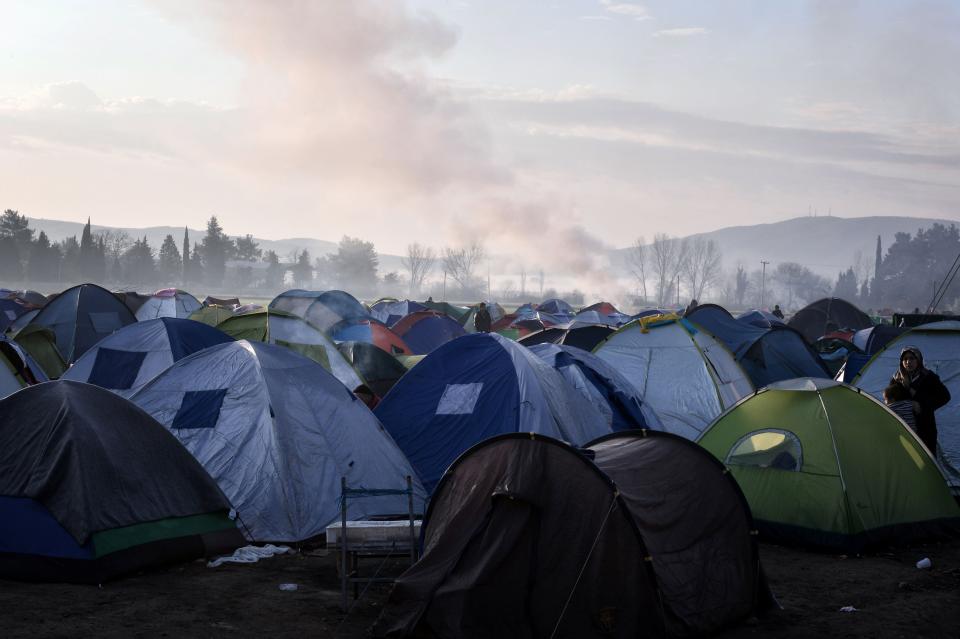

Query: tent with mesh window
[697,378,960,551]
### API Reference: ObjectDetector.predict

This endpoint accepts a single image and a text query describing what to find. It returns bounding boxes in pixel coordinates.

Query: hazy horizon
[2,1,958,269]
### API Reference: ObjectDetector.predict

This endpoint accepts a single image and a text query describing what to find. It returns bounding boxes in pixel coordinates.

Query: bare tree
[442,242,485,294]
[99,230,132,260]
[650,234,688,307]
[734,264,749,308]
[401,242,435,297]
[626,236,649,303]
[519,266,527,299]
[500,279,516,300]
[682,237,722,301]
[537,268,545,299]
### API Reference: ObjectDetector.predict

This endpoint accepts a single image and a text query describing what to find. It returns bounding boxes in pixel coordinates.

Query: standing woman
[892,346,951,452]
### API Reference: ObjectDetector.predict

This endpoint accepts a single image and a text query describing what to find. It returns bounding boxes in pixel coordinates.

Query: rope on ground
[549,495,619,639]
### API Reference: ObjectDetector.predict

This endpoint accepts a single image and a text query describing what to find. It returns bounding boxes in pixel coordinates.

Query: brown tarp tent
[373,431,770,638]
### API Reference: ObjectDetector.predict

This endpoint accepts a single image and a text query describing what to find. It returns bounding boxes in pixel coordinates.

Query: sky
[1,0,958,266]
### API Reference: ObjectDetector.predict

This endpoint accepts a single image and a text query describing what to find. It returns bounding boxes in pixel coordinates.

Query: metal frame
[339,475,419,611]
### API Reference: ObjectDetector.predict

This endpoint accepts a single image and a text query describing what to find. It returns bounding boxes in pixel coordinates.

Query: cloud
[653,27,708,38]
[579,15,613,22]
[599,1,651,20]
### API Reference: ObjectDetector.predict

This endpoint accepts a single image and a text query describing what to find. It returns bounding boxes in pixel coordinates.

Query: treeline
[0,211,283,291]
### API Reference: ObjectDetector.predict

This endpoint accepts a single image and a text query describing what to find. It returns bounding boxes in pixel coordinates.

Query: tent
[114,291,153,316]
[374,332,611,493]
[131,341,426,542]
[594,314,754,440]
[188,304,236,327]
[7,324,66,379]
[697,378,960,551]
[460,302,505,333]
[519,322,616,351]
[0,381,242,583]
[573,301,631,326]
[373,431,768,638]
[0,298,31,332]
[4,308,39,336]
[736,309,786,329]
[269,289,324,321]
[686,303,831,387]
[840,324,909,382]
[538,298,575,319]
[390,311,466,355]
[202,295,240,308]
[370,299,428,326]
[788,298,873,344]
[134,289,202,321]
[529,343,662,431]
[305,290,372,334]
[63,318,235,398]
[331,318,412,356]
[216,309,362,390]
[851,321,960,491]
[0,335,48,399]
[421,300,470,323]
[27,283,137,363]
[336,341,410,399]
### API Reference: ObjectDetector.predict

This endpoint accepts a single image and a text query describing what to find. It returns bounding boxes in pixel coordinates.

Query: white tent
[131,340,426,542]
[135,289,202,321]
[595,315,753,440]
[853,321,960,491]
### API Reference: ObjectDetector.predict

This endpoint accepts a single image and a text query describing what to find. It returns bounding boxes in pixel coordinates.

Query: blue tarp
[397,314,466,355]
[687,304,830,387]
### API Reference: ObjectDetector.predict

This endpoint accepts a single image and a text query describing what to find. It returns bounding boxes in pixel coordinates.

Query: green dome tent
[697,378,960,551]
[216,309,362,390]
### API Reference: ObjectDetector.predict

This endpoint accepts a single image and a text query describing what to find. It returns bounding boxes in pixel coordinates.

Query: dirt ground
[2,539,959,638]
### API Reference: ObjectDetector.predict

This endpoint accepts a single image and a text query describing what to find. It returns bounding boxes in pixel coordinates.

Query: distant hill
[614,215,957,278]
[27,214,957,284]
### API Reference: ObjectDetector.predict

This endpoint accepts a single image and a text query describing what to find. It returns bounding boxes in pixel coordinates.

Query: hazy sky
[1,0,958,258]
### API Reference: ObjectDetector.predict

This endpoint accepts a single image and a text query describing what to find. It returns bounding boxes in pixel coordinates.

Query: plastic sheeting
[64,318,235,398]
[375,333,611,493]
[595,318,753,440]
[132,341,426,542]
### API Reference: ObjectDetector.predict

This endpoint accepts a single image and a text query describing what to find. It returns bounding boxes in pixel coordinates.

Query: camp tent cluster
[3,283,959,634]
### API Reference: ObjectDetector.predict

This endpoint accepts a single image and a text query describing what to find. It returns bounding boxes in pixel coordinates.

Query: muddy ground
[1,539,959,638]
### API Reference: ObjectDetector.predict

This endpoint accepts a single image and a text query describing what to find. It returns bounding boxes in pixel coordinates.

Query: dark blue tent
[374,333,610,493]
[538,298,574,320]
[528,343,662,432]
[686,304,830,387]
[736,309,786,329]
[26,284,137,363]
[392,312,466,355]
[0,298,30,332]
